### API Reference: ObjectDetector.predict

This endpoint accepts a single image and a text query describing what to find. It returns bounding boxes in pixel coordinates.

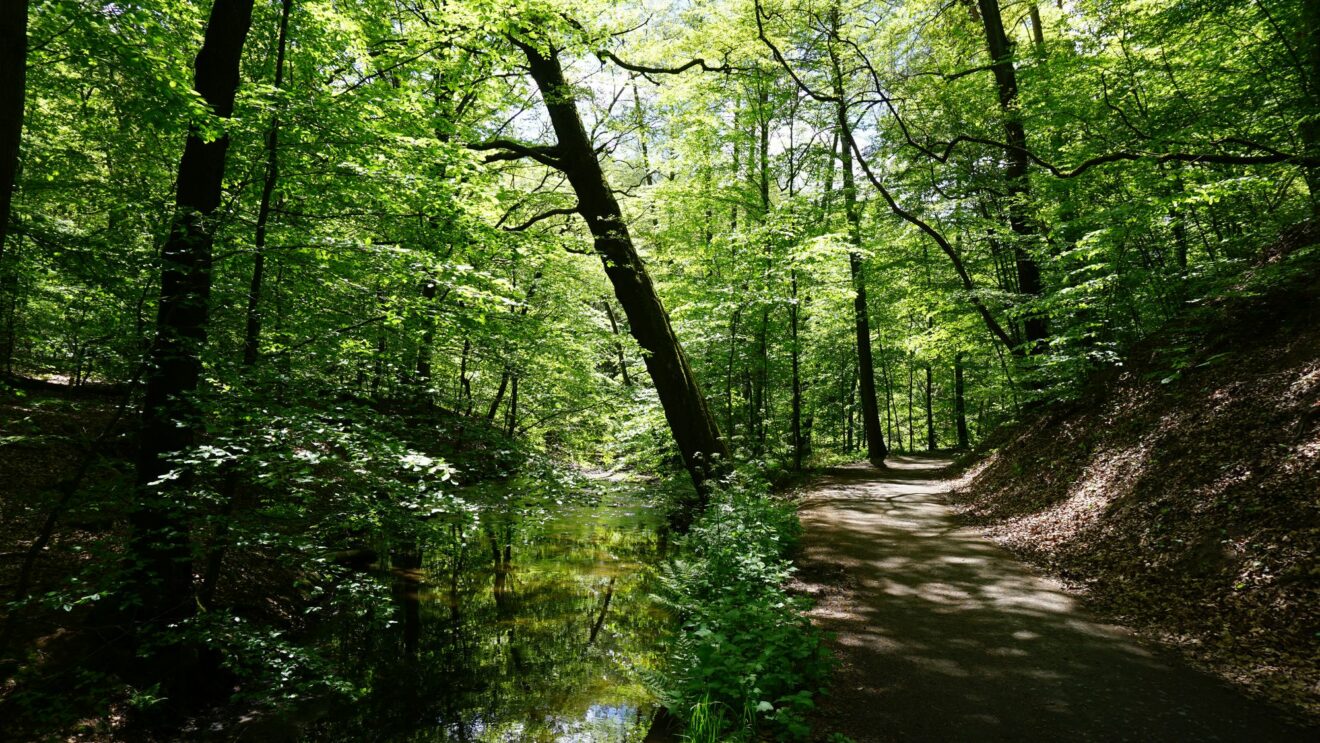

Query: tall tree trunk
[790,268,803,469]
[1028,4,1045,48]
[977,0,1048,352]
[505,373,518,438]
[129,0,255,654]
[0,0,27,373]
[844,362,856,453]
[725,308,740,439]
[416,280,437,384]
[458,337,473,414]
[925,364,936,452]
[515,40,729,507]
[1302,0,1320,216]
[487,269,540,420]
[752,75,771,453]
[954,352,970,449]
[0,0,25,261]
[370,294,387,398]
[486,368,510,421]
[241,0,291,366]
[828,32,888,466]
[602,300,631,386]
[881,347,897,448]
[200,0,293,602]
[907,358,915,452]
[1165,164,1191,272]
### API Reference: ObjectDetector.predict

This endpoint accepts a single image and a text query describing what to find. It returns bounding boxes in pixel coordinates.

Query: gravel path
[796,456,1317,742]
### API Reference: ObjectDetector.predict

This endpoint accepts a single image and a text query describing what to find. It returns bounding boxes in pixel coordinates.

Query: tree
[0,0,26,261]
[827,21,887,466]
[501,31,730,506]
[129,0,255,633]
[975,0,1047,352]
[1304,0,1320,215]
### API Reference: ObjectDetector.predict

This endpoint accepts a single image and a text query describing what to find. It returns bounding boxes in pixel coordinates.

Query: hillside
[951,225,1320,721]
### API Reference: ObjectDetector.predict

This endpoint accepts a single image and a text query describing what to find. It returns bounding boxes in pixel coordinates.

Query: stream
[307,473,670,742]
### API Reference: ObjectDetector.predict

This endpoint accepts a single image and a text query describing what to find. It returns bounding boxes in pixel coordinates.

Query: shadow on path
[798,456,1316,742]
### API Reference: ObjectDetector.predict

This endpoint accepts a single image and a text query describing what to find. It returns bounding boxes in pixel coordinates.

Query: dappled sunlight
[798,458,1310,741]
[984,440,1154,554]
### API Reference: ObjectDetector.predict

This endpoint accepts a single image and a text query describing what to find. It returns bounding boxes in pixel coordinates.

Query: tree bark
[925,364,936,451]
[828,30,888,466]
[725,308,739,439]
[954,352,970,449]
[907,357,915,452]
[0,0,26,261]
[416,280,437,383]
[515,39,729,505]
[458,337,473,414]
[130,0,255,645]
[881,346,898,448]
[752,76,771,453]
[241,0,291,367]
[505,373,518,438]
[602,300,631,386]
[1028,4,1045,49]
[486,368,509,421]
[790,268,803,469]
[487,269,540,420]
[977,0,1048,352]
[1302,0,1320,216]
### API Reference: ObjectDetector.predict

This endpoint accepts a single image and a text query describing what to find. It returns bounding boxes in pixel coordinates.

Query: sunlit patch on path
[796,456,1315,742]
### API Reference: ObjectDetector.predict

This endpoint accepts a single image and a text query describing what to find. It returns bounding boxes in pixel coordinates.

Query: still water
[310,474,669,742]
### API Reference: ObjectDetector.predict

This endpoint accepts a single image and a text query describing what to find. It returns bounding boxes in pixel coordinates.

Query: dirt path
[797,456,1316,742]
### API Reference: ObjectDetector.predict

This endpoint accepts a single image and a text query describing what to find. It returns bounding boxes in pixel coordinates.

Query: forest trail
[796,457,1315,742]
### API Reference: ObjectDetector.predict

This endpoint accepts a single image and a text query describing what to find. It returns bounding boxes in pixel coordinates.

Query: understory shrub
[656,472,830,741]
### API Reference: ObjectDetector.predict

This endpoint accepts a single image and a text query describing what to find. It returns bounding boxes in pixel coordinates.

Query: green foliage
[655,472,829,741]
[3,0,1317,737]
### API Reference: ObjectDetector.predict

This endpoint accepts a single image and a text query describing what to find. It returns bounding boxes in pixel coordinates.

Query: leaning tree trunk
[130,0,255,630]
[0,0,26,261]
[515,39,729,507]
[977,0,1048,352]
[828,30,888,466]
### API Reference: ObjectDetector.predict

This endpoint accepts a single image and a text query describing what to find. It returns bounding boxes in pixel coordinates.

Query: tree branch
[505,206,579,232]
[470,139,564,169]
[596,50,748,83]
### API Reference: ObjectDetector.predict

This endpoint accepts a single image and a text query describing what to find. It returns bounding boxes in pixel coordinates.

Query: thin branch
[901,63,996,82]
[754,2,838,104]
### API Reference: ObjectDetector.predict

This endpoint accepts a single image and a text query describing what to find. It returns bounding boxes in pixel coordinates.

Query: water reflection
[309,476,668,742]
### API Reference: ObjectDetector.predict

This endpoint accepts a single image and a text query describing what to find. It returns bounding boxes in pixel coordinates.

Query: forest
[1,0,1318,740]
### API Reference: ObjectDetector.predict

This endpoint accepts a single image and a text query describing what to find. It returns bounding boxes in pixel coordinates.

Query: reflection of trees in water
[308,482,666,741]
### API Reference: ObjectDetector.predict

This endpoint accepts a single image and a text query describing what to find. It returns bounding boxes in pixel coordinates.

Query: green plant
[656,472,830,741]
[125,684,166,711]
